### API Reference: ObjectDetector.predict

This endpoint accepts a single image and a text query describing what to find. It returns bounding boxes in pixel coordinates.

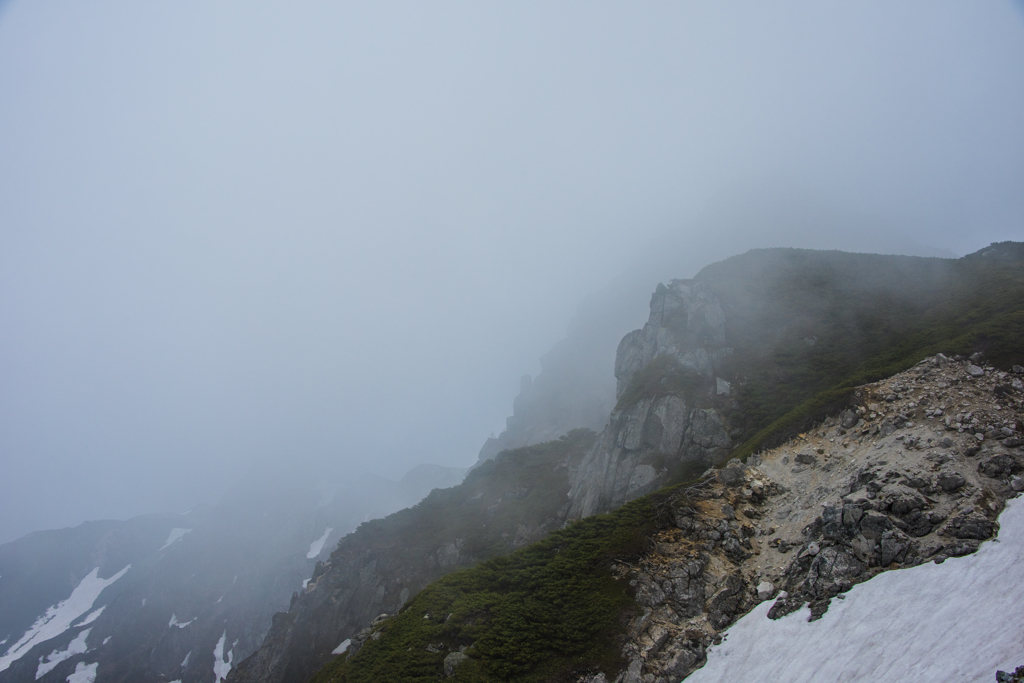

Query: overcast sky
[1,2,1022,543]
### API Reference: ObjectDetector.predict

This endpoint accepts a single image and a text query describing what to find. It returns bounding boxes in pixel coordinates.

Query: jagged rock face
[568,281,732,519]
[615,280,728,398]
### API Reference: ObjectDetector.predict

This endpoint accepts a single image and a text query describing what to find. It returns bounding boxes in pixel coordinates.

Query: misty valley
[3,4,1023,682]
[3,244,1024,683]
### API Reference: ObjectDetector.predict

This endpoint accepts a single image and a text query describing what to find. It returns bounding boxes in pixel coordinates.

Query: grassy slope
[313,493,667,683]
[694,246,1024,458]
[315,245,1024,683]
[329,430,595,570]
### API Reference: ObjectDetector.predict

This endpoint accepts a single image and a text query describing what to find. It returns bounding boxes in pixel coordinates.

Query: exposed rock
[979,455,1023,479]
[443,651,469,677]
[567,281,733,518]
[614,280,727,397]
[605,355,1019,683]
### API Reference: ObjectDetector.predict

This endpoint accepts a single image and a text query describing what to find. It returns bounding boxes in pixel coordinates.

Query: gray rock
[942,513,995,540]
[880,530,911,566]
[795,452,817,465]
[756,581,774,600]
[842,504,864,528]
[614,280,727,398]
[979,454,1023,479]
[967,364,985,377]
[859,512,892,540]
[663,646,699,678]
[890,493,926,516]
[840,409,860,429]
[936,473,966,492]
[443,651,469,677]
[620,658,645,683]
[1012,476,1024,492]
[717,466,745,487]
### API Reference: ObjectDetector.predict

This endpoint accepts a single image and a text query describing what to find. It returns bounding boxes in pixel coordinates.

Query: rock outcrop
[597,354,1023,682]
[568,280,734,518]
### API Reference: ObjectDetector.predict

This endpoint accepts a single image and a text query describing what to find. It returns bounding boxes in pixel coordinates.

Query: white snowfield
[167,614,194,629]
[65,661,97,683]
[213,631,234,682]
[77,607,104,627]
[307,528,333,559]
[159,528,193,551]
[35,628,90,679]
[331,639,351,655]
[0,565,130,673]
[688,495,1024,683]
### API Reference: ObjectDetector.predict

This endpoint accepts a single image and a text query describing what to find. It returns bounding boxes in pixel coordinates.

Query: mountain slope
[0,468,464,683]
[325,354,1024,682]
[564,243,1024,517]
[309,244,1024,683]
[227,433,595,683]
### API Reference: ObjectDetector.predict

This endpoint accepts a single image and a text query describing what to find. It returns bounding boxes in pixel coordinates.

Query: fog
[1,2,1022,543]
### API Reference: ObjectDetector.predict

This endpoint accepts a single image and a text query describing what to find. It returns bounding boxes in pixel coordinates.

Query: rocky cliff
[567,281,734,518]
[312,243,1024,683]
[321,354,1024,683]
[566,243,1024,520]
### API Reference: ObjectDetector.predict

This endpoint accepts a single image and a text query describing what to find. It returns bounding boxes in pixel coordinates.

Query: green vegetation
[313,490,675,683]
[312,244,1024,683]
[690,246,1024,458]
[327,429,595,570]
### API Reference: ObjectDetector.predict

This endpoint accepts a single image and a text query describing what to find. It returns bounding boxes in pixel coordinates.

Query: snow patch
[0,565,130,673]
[76,607,104,627]
[35,629,90,679]
[215,595,223,604]
[690,495,1024,683]
[65,661,97,683]
[301,579,310,590]
[101,638,110,646]
[159,528,193,551]
[331,639,351,655]
[212,631,233,682]
[181,651,191,667]
[167,614,194,629]
[306,528,333,559]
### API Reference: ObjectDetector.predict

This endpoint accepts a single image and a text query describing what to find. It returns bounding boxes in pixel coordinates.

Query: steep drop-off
[0,468,464,683]
[227,434,595,683]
